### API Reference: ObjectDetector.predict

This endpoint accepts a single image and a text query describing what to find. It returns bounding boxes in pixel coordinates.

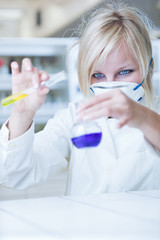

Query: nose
[106,75,115,82]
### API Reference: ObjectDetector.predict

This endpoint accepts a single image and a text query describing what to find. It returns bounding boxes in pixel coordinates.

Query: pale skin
[8,58,49,139]
[8,45,160,150]
[77,44,160,151]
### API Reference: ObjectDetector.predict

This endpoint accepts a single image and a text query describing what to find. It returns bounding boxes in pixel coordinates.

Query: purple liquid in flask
[71,132,102,148]
[71,121,102,149]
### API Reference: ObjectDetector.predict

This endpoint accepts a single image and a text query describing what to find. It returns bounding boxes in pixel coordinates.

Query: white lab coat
[0,97,160,195]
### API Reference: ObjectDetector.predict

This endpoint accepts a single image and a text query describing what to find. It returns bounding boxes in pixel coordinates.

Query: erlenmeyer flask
[71,120,102,149]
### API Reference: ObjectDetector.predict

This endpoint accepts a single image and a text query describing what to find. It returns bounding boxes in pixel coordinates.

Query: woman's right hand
[8,58,50,139]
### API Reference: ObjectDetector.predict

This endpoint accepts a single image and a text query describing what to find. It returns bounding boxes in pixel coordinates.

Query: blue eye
[92,73,105,79]
[118,70,133,76]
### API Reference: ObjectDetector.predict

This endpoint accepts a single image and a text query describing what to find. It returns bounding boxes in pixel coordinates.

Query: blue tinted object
[71,132,102,148]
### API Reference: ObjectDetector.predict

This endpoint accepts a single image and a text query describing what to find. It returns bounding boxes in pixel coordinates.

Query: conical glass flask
[71,120,102,149]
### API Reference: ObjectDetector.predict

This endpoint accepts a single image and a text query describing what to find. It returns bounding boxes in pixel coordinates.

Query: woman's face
[91,43,143,85]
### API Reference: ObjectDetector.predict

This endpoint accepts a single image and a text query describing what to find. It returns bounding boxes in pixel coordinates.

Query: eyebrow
[117,64,135,71]
[93,65,135,74]
[94,64,135,73]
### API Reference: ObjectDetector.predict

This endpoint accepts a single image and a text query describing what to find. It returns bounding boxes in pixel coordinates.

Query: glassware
[1,70,67,107]
[71,120,102,149]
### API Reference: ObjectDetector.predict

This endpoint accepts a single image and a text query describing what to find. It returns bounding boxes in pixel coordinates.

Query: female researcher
[0,3,160,195]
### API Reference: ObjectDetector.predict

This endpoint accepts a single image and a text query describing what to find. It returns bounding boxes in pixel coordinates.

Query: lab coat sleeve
[0,106,73,190]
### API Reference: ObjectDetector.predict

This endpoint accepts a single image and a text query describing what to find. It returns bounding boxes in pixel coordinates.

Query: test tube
[1,71,67,107]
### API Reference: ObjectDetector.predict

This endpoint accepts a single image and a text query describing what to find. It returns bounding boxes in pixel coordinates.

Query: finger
[77,100,110,117]
[77,92,113,112]
[84,107,110,121]
[78,100,126,121]
[21,58,33,72]
[77,106,112,121]
[78,91,114,112]
[38,87,49,97]
[77,95,106,112]
[33,69,50,96]
[39,71,50,82]
[77,97,117,119]
[32,67,41,88]
[117,117,128,128]
[10,61,20,76]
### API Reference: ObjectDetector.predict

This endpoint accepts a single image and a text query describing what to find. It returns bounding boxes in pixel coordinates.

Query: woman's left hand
[77,89,145,129]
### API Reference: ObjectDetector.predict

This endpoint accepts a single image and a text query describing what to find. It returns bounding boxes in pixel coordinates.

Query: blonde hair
[77,2,154,107]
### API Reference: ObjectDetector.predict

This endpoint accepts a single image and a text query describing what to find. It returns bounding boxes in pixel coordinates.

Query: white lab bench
[0,190,160,240]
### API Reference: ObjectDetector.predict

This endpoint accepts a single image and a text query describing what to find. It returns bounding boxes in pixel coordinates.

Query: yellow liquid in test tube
[1,70,67,107]
[1,92,29,106]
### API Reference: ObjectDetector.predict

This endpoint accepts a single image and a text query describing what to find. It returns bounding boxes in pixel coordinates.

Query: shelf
[0,38,75,56]
[0,73,68,90]
[0,74,12,90]
[0,38,81,127]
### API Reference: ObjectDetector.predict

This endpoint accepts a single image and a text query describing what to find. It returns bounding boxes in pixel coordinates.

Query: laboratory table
[0,190,160,240]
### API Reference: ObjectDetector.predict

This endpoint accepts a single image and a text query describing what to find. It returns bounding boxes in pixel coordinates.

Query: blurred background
[0,0,159,38]
[0,0,160,200]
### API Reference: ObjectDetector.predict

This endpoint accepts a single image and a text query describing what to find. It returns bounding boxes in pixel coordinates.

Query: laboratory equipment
[71,120,102,149]
[1,70,67,107]
[70,82,129,149]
